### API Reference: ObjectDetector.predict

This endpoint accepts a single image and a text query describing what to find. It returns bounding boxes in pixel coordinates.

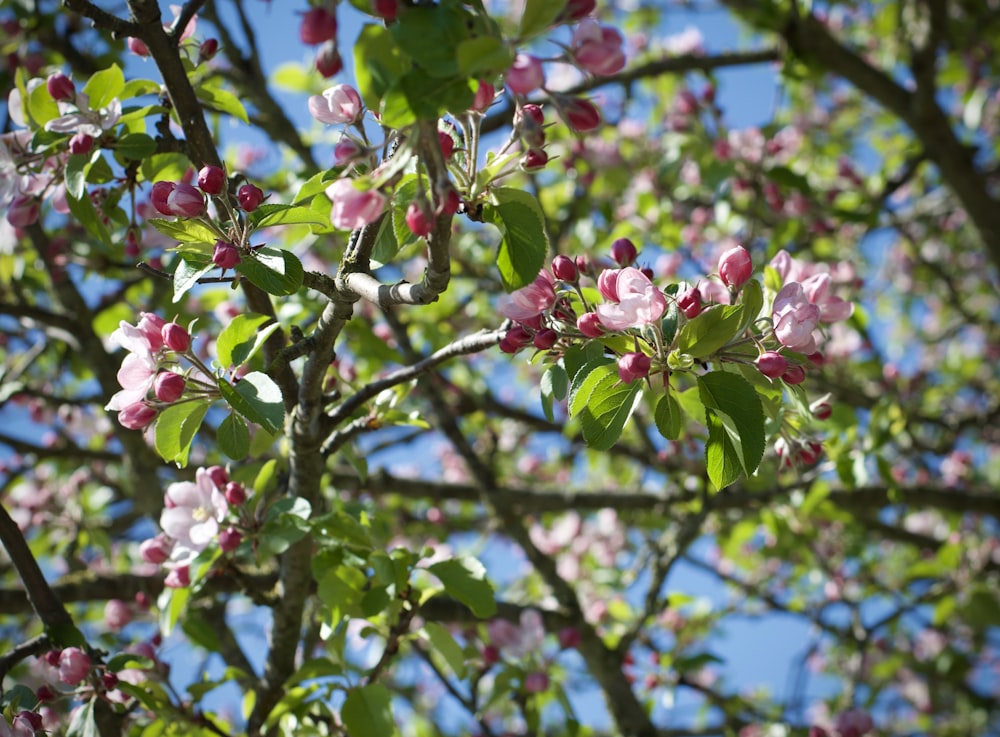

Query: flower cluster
[104,313,214,430]
[141,465,249,587]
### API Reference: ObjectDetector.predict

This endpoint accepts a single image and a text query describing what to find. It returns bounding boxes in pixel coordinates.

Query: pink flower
[470,80,496,112]
[46,72,75,101]
[756,351,787,378]
[160,469,229,561]
[326,178,387,230]
[104,599,133,630]
[164,565,190,588]
[300,6,337,45]
[773,282,821,353]
[506,54,545,95]
[576,312,604,337]
[618,352,651,383]
[834,709,874,737]
[140,533,173,564]
[677,287,702,318]
[488,609,545,657]
[498,270,556,322]
[718,245,752,288]
[801,273,853,322]
[117,402,158,430]
[570,20,626,76]
[308,84,363,125]
[596,267,667,330]
[6,195,39,227]
[597,268,620,301]
[58,647,91,685]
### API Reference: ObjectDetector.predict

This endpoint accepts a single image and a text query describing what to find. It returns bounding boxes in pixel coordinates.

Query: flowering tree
[0,1,998,736]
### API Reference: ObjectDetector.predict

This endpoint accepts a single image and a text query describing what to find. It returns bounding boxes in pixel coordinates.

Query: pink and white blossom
[773,282,821,353]
[497,270,556,322]
[308,84,363,125]
[325,178,387,230]
[160,468,229,563]
[596,267,667,330]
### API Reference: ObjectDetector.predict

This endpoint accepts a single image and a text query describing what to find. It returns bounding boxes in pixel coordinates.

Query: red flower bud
[212,240,241,269]
[166,182,206,218]
[520,148,548,172]
[470,81,496,113]
[437,129,455,159]
[482,644,500,665]
[506,54,544,95]
[119,402,157,430]
[69,132,93,155]
[300,7,337,45]
[718,245,752,289]
[198,38,219,64]
[161,322,191,352]
[207,465,229,487]
[756,351,787,379]
[782,364,806,385]
[237,183,264,211]
[46,72,75,101]
[165,565,190,588]
[551,255,578,282]
[150,181,174,216]
[405,200,433,237]
[562,97,601,133]
[197,165,226,195]
[435,184,461,216]
[315,40,343,78]
[225,481,246,506]
[102,672,120,690]
[677,287,702,318]
[371,0,399,22]
[153,372,186,402]
[128,37,150,56]
[219,526,242,552]
[533,329,559,350]
[562,0,596,20]
[812,402,832,420]
[334,138,366,166]
[524,671,550,693]
[610,238,637,266]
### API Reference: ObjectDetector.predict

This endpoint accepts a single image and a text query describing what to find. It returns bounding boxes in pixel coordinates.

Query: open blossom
[44,92,122,138]
[105,313,167,411]
[326,178,386,230]
[596,267,667,330]
[773,282,821,353]
[308,84,363,125]
[498,270,556,321]
[801,273,853,322]
[160,468,229,563]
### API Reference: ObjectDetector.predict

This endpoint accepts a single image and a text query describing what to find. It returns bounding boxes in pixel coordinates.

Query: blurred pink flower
[498,270,556,321]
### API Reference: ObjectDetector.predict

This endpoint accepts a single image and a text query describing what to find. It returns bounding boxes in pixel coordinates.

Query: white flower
[160,469,228,563]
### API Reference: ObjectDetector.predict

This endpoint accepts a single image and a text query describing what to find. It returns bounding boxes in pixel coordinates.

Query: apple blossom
[718,245,752,288]
[326,178,387,230]
[802,272,854,322]
[570,20,626,76]
[756,351,788,379]
[773,282,821,353]
[596,267,667,330]
[197,165,225,195]
[308,84,364,125]
[577,312,605,338]
[160,468,229,561]
[237,183,264,211]
[6,195,39,227]
[618,352,651,383]
[597,268,620,301]
[213,240,241,269]
[610,237,637,266]
[497,270,556,322]
[334,137,366,165]
[104,599,133,630]
[57,647,91,685]
[506,54,545,95]
[299,7,337,45]
[140,534,173,565]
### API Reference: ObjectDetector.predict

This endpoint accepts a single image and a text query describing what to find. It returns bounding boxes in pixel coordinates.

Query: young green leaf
[484,188,548,292]
[154,400,211,467]
[428,556,497,618]
[218,412,250,460]
[218,372,285,435]
[235,247,304,296]
[569,362,644,450]
[342,684,397,737]
[215,313,280,369]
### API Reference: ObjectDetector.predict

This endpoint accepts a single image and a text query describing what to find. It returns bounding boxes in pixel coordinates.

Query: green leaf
[66,697,98,737]
[259,497,312,556]
[654,392,682,440]
[154,400,211,466]
[676,304,745,359]
[568,362,643,450]
[28,81,59,126]
[519,0,567,38]
[540,364,568,422]
[116,132,157,161]
[216,313,280,369]
[149,217,219,244]
[120,78,161,100]
[107,653,156,672]
[391,5,468,78]
[342,684,396,737]
[698,371,765,479]
[354,24,408,112]
[172,257,215,303]
[423,621,468,679]
[568,356,613,410]
[218,371,285,434]
[705,409,742,490]
[249,203,331,229]
[218,412,250,460]
[271,62,315,94]
[737,277,764,333]
[196,82,249,123]
[457,36,514,77]
[66,190,111,246]
[235,246,304,296]
[64,151,89,201]
[82,64,125,110]
[428,557,496,618]
[485,188,548,292]
[141,153,190,183]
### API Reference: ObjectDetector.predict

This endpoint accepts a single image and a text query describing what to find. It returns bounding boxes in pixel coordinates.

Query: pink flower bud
[225,481,246,506]
[437,129,455,159]
[482,644,500,665]
[756,351,787,379]
[198,38,219,64]
[164,565,190,588]
[372,0,399,22]
[197,165,225,195]
[470,80,496,112]
[610,238,637,266]
[533,329,558,350]
[212,240,241,269]
[562,0,596,20]
[677,287,702,318]
[315,40,343,78]
[782,365,806,385]
[506,54,545,95]
[557,626,581,649]
[161,322,191,352]
[36,685,56,702]
[798,441,823,466]
[103,672,119,690]
[104,599,133,630]
[58,647,91,685]
[166,182,206,218]
[524,671,550,693]
[618,352,651,383]
[498,336,522,354]
[7,195,40,228]
[153,372,186,402]
[326,178,387,231]
[219,526,242,552]
[309,84,364,125]
[561,97,601,133]
[207,466,229,487]
[551,255,577,282]
[718,245,752,288]
[127,37,150,56]
[520,148,548,172]
[150,181,174,216]
[237,183,264,211]
[118,402,157,430]
[15,711,43,733]
[300,6,337,45]
[69,132,93,155]
[812,402,832,420]
[334,137,366,165]
[140,534,172,564]
[435,183,461,216]
[519,103,544,126]
[571,20,626,76]
[577,312,605,338]
[46,72,75,101]
[405,200,433,237]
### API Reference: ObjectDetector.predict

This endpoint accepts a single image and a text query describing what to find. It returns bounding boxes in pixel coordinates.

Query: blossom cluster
[140,465,248,588]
